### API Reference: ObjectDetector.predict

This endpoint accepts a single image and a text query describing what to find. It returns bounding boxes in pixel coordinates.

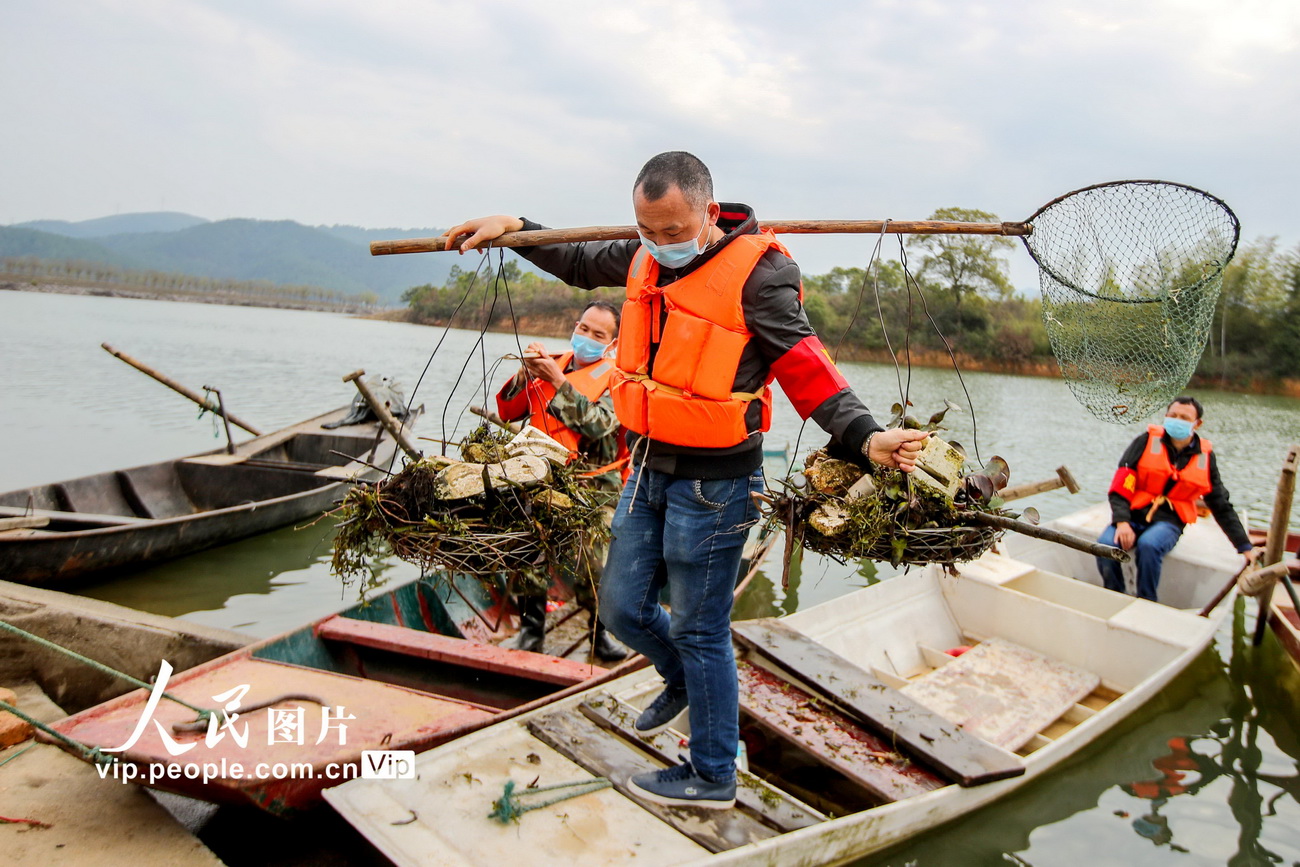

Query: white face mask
[638,211,710,268]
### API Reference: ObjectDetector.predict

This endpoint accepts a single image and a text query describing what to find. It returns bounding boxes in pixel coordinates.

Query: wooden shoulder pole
[370,220,1033,256]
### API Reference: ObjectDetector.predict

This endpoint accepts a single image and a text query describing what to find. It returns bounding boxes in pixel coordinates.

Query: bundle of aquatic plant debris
[767,432,1018,568]
[331,425,609,595]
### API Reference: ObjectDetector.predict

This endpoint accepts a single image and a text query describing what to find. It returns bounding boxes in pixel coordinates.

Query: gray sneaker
[626,761,736,809]
[634,686,689,735]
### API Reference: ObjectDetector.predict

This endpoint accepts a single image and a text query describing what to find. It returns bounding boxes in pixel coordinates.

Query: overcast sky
[3,0,1296,280]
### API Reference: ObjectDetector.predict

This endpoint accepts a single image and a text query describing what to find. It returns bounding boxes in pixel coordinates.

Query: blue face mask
[571,333,609,365]
[1163,416,1195,440]
[638,212,710,269]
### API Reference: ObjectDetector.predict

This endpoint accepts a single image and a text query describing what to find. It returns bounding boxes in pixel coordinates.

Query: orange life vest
[495,351,628,474]
[611,231,795,449]
[1129,424,1213,524]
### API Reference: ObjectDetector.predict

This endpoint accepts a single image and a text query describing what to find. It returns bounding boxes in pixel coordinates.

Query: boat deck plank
[732,618,1024,787]
[527,708,779,853]
[578,691,827,832]
[316,616,603,687]
[899,637,1099,751]
[735,658,945,802]
[325,722,711,867]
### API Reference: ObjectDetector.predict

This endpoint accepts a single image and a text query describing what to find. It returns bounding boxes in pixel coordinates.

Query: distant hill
[0,226,140,267]
[1,215,460,304]
[16,212,210,238]
[316,224,441,247]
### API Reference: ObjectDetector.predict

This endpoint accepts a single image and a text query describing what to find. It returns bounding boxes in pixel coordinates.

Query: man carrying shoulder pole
[443,151,927,810]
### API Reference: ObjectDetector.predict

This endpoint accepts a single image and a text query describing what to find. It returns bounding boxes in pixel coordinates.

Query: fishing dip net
[765,447,1005,568]
[1023,180,1240,423]
[331,424,610,598]
[762,402,1026,569]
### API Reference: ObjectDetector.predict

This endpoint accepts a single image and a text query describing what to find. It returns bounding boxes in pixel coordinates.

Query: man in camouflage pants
[495,299,628,661]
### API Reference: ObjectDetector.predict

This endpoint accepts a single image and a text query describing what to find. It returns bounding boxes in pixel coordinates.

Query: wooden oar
[101,342,263,435]
[343,369,421,462]
[1253,444,1298,645]
[370,220,1033,256]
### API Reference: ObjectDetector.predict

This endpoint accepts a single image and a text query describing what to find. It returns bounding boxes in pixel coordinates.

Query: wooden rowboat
[1271,580,1300,673]
[1254,528,1300,674]
[45,570,644,814]
[0,405,420,586]
[42,522,776,814]
[321,507,1241,867]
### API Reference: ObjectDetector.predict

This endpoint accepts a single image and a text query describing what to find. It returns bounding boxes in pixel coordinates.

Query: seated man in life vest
[1097,396,1257,601]
[494,299,629,662]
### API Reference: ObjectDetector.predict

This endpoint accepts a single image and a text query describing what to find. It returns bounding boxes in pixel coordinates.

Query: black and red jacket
[516,203,881,479]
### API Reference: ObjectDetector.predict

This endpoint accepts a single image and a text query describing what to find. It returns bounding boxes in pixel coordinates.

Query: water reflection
[79,520,422,637]
[1113,603,1300,864]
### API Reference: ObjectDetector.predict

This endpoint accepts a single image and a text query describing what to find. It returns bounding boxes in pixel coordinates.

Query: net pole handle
[370,220,1032,256]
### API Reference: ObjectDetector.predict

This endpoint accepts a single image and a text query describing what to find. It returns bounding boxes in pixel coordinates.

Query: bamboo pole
[1252,444,1298,645]
[343,369,421,462]
[101,343,263,435]
[370,220,1033,256]
[958,511,1130,562]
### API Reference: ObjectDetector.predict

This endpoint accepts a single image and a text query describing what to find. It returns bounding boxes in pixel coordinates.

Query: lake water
[2,289,1297,865]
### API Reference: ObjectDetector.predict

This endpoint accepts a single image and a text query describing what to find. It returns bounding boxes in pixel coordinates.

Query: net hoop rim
[1020,179,1241,305]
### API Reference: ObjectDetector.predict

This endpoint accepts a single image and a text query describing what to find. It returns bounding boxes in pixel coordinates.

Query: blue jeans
[599,465,763,783]
[1096,520,1183,602]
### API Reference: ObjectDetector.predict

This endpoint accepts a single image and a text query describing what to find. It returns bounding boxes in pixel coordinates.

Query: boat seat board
[732,619,1024,787]
[323,722,711,867]
[182,428,304,466]
[526,708,780,853]
[181,453,249,466]
[0,505,150,526]
[53,477,137,519]
[578,691,828,831]
[735,659,945,802]
[0,515,50,531]
[316,616,602,687]
[899,637,1100,751]
[117,465,196,519]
